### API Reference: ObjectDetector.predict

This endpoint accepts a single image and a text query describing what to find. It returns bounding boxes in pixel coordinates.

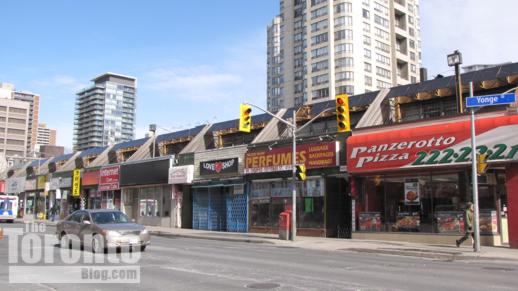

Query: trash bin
[279,210,291,240]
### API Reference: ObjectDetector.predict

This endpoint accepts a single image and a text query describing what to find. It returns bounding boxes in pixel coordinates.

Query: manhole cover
[482,267,514,272]
[246,282,281,289]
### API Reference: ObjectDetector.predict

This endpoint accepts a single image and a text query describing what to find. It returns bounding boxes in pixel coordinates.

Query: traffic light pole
[468,82,481,252]
[243,103,334,241]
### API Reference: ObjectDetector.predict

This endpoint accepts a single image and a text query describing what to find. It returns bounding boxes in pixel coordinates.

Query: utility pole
[468,82,481,252]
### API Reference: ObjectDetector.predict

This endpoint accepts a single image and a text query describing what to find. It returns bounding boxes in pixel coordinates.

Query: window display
[250,178,324,229]
[357,171,501,234]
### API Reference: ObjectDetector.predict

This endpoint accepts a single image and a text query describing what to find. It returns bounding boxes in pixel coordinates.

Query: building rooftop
[91,72,137,82]
[111,137,149,152]
[78,146,107,158]
[156,125,205,143]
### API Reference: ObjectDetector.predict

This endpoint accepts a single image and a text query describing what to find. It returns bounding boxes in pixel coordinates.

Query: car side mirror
[83,220,91,225]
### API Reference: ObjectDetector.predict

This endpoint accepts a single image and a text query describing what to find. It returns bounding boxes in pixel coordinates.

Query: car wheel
[92,234,105,254]
[140,245,146,252]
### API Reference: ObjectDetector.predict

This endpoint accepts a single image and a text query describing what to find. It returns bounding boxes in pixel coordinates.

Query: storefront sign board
[99,165,120,191]
[25,179,36,191]
[245,142,337,174]
[6,177,25,194]
[72,169,81,197]
[49,178,60,190]
[37,175,47,190]
[348,115,518,173]
[200,158,238,176]
[82,170,100,186]
[59,177,72,188]
[169,165,194,184]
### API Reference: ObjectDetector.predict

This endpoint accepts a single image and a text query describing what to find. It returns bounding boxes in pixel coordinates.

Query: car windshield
[90,211,130,224]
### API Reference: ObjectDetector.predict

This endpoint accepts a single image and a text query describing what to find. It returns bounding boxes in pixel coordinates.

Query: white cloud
[421,0,518,77]
[32,74,87,96]
[145,66,242,101]
[140,31,266,106]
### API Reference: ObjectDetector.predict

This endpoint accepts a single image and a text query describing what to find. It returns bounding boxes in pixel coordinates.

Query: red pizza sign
[347,115,518,173]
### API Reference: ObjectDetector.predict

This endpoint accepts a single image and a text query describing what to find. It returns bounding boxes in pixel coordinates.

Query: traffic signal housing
[336,94,351,133]
[295,165,306,181]
[239,104,252,132]
[476,153,488,175]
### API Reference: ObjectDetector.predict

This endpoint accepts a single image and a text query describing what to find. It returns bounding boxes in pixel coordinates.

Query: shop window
[101,191,121,210]
[87,189,102,209]
[138,186,170,217]
[250,179,324,229]
[358,173,472,233]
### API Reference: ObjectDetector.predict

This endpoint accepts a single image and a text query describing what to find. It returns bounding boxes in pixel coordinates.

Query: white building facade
[267,0,422,112]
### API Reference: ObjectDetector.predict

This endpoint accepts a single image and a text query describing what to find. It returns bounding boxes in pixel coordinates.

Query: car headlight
[106,230,121,238]
[141,229,148,235]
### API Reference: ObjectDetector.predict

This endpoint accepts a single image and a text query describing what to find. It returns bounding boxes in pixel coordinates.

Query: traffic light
[239,104,252,132]
[295,165,306,181]
[336,94,351,133]
[476,153,488,175]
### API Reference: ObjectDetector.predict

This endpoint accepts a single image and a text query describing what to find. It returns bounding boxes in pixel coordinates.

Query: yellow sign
[37,175,47,189]
[72,169,81,197]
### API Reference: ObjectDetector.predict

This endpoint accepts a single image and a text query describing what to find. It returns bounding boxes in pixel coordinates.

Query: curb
[344,247,517,262]
[149,230,277,245]
[344,247,463,261]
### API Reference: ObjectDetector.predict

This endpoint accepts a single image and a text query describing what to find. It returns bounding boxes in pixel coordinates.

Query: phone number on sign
[411,144,518,166]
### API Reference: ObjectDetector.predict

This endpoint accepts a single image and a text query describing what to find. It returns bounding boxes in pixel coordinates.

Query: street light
[149,124,157,158]
[447,50,464,114]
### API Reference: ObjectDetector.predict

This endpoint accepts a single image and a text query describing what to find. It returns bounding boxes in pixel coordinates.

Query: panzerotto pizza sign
[347,115,518,173]
[200,158,238,175]
[245,141,337,174]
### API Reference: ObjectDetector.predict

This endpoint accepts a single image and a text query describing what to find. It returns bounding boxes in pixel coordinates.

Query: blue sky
[1,0,516,150]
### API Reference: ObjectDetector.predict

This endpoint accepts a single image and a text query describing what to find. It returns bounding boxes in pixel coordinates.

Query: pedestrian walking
[50,204,56,221]
[456,202,474,248]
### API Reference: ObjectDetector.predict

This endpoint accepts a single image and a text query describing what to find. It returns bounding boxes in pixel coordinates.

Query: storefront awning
[347,114,518,174]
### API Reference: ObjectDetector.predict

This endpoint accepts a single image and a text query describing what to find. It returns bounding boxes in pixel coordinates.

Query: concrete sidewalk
[16,219,518,262]
[145,225,518,262]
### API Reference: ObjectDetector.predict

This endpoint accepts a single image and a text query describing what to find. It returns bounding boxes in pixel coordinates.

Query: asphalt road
[1,222,517,291]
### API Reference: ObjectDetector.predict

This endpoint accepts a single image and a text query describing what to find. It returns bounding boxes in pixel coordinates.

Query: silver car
[56,209,150,253]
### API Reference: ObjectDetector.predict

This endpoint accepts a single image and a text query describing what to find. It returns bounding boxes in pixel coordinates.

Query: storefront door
[192,187,227,231]
[325,177,351,238]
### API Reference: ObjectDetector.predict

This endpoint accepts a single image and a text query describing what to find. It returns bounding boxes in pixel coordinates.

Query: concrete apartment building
[36,123,56,146]
[0,83,40,154]
[267,0,422,112]
[0,98,30,158]
[74,72,137,151]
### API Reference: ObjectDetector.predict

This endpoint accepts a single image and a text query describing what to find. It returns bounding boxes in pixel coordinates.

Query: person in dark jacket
[456,202,474,248]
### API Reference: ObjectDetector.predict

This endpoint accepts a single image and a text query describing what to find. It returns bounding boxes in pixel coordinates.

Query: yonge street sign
[466,93,516,108]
